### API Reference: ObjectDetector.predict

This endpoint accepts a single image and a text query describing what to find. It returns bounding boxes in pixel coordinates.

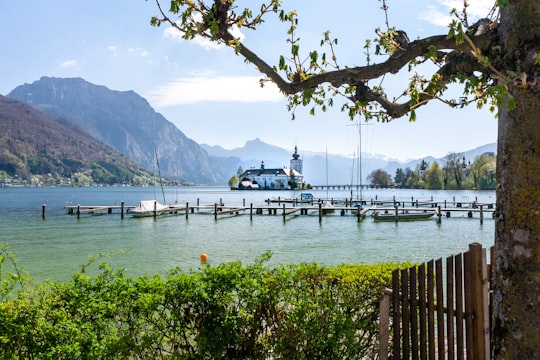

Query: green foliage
[368,169,393,187]
[0,244,30,301]
[0,246,410,359]
[469,153,496,190]
[424,161,443,190]
[390,152,496,190]
[228,175,239,187]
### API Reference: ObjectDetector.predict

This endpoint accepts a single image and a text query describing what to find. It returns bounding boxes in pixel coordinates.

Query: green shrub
[0,245,412,359]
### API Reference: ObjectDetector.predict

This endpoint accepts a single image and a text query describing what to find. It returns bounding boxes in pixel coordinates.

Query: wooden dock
[63,196,495,224]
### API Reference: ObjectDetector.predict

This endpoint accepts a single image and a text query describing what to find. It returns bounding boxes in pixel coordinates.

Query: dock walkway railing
[379,243,492,360]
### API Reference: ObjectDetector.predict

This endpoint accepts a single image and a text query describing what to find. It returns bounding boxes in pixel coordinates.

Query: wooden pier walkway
[63,195,495,224]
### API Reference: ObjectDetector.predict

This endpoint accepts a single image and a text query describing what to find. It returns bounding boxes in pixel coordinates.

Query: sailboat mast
[326,147,329,201]
[357,117,363,202]
[152,117,166,204]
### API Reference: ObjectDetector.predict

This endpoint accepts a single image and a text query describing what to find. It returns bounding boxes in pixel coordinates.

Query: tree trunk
[492,3,540,357]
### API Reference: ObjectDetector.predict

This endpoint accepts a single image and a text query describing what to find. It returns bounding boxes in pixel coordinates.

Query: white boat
[322,201,335,215]
[130,200,169,217]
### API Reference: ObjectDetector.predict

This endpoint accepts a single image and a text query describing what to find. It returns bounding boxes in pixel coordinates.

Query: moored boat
[129,200,169,217]
[322,201,335,215]
[373,210,435,222]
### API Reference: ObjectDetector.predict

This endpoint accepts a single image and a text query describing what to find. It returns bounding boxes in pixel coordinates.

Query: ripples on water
[0,186,495,281]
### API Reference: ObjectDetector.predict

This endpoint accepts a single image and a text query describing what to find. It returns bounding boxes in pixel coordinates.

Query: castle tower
[290,145,303,174]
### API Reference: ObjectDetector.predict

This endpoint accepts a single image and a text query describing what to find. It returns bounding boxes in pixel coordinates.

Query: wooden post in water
[214,203,218,220]
[77,205,81,219]
[42,204,46,220]
[121,201,124,219]
[186,202,189,219]
[250,203,253,221]
[282,203,286,221]
[153,201,157,218]
[480,204,484,225]
[318,202,322,223]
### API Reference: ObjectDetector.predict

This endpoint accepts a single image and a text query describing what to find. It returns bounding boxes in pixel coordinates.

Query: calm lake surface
[0,186,495,281]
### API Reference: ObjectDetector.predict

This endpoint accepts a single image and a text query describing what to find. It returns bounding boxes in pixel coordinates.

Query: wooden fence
[379,243,493,360]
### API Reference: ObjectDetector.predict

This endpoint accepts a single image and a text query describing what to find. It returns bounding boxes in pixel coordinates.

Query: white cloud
[419,0,495,27]
[147,73,283,106]
[60,59,78,68]
[128,47,149,57]
[163,21,245,51]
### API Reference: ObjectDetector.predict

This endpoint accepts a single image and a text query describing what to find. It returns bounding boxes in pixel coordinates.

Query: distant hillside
[0,95,148,185]
[202,139,497,185]
[8,77,234,184]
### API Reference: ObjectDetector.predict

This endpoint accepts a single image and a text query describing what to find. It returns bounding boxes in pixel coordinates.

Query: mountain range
[4,77,496,186]
[7,77,238,184]
[202,139,497,185]
[0,95,148,184]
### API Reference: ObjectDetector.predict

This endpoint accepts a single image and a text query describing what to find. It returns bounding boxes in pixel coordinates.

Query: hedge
[0,245,412,359]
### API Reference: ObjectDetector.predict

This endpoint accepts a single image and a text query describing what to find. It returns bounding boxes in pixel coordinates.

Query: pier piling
[480,205,484,225]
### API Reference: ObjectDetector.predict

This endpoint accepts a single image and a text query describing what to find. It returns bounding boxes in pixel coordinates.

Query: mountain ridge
[7,77,232,184]
[0,95,149,185]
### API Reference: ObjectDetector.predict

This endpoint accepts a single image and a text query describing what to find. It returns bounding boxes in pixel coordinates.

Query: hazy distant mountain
[7,77,232,184]
[0,95,148,184]
[203,138,292,169]
[203,139,497,185]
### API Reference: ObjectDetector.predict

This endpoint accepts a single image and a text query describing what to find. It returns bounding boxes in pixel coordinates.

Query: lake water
[0,186,495,282]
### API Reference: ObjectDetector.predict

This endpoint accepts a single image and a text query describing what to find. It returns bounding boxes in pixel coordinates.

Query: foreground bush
[0,246,411,359]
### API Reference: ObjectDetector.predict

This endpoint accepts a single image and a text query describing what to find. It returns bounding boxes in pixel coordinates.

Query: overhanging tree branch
[153,0,497,120]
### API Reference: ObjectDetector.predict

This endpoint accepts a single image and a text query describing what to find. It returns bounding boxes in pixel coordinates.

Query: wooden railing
[379,243,493,360]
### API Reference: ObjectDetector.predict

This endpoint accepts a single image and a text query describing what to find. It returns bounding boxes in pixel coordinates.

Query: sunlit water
[0,186,495,281]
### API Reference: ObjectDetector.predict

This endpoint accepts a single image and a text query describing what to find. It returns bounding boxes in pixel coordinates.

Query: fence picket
[464,249,474,359]
[455,253,465,360]
[447,256,455,360]
[410,267,419,359]
[401,268,411,359]
[436,259,445,359]
[419,264,428,360]
[392,269,400,359]
[427,260,436,359]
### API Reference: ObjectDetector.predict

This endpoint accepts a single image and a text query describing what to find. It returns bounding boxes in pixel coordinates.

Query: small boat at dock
[129,200,169,217]
[373,210,435,222]
[322,201,335,215]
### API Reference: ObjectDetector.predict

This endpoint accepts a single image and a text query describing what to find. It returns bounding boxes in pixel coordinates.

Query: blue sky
[1,0,497,161]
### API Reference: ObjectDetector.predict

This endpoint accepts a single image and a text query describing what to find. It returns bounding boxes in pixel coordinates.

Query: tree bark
[492,3,540,357]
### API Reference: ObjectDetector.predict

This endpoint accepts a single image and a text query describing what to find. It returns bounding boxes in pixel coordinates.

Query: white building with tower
[238,146,305,190]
